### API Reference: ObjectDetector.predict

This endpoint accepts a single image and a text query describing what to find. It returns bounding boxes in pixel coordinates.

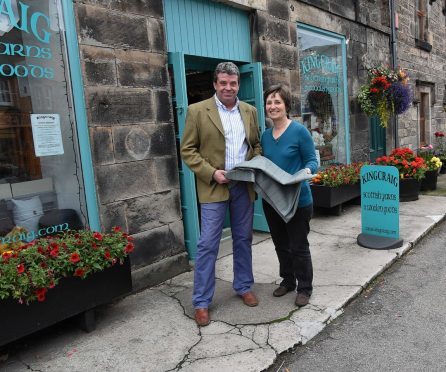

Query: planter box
[421,170,438,191]
[0,257,132,347]
[311,183,361,215]
[399,178,421,202]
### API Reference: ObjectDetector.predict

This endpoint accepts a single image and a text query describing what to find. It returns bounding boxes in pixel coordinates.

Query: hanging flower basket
[357,66,413,127]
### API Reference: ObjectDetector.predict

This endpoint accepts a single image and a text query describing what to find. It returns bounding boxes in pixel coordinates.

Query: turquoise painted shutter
[168,52,200,259]
[238,63,269,232]
[163,0,252,62]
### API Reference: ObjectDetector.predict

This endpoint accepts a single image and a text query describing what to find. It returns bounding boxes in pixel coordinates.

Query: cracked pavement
[1,195,446,371]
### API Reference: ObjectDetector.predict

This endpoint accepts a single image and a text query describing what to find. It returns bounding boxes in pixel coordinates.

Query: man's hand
[213,170,229,184]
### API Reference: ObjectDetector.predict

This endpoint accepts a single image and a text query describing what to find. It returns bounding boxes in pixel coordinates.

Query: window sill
[415,39,432,52]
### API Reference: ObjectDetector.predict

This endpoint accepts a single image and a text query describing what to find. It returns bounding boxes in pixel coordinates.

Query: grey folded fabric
[226,156,313,222]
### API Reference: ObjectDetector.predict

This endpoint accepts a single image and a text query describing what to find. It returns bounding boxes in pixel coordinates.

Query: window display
[0,0,86,245]
[298,24,349,165]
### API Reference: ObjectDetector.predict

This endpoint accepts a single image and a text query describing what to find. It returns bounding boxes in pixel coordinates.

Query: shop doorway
[169,53,267,259]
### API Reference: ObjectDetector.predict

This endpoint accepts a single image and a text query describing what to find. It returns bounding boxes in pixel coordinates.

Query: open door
[168,52,200,259]
[238,63,269,232]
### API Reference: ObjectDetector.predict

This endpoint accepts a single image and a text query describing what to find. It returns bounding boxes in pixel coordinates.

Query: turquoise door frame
[238,64,269,232]
[369,116,386,162]
[168,52,201,259]
[62,1,101,231]
[169,53,268,259]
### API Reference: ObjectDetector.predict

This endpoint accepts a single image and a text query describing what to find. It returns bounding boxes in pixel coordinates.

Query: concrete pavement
[1,194,446,372]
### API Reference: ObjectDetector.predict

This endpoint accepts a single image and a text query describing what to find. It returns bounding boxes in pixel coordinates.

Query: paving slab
[2,195,446,372]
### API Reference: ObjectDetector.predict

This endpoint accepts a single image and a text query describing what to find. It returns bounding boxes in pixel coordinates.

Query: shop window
[0,0,87,243]
[416,0,432,51]
[297,24,349,165]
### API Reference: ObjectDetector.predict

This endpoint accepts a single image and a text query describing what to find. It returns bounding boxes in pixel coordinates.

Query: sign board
[31,114,64,156]
[360,165,400,240]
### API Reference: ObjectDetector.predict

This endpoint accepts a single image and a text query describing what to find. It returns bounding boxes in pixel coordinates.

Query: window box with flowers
[375,148,427,202]
[0,227,133,347]
[418,145,443,191]
[357,66,412,127]
[310,163,366,215]
[434,131,446,174]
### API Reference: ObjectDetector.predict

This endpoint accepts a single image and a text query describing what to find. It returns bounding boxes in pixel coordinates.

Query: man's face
[213,73,239,107]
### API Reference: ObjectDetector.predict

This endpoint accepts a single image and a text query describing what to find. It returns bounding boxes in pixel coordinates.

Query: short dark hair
[213,62,240,83]
[263,84,291,115]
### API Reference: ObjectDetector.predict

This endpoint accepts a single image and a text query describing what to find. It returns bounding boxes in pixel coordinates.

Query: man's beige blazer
[180,97,262,203]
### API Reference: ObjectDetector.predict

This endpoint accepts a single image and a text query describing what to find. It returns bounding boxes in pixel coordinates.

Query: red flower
[37,246,45,255]
[369,88,379,93]
[49,281,55,289]
[50,247,59,257]
[104,250,111,260]
[74,268,86,277]
[91,243,98,250]
[93,232,103,241]
[17,264,25,274]
[112,226,121,232]
[36,288,47,302]
[125,243,135,254]
[70,253,81,264]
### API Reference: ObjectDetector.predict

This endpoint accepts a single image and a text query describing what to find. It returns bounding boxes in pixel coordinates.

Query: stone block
[100,201,127,232]
[330,0,355,20]
[267,0,289,20]
[168,220,185,256]
[95,160,156,204]
[116,50,167,88]
[77,4,150,49]
[130,225,171,268]
[125,190,181,234]
[80,0,163,18]
[113,125,152,162]
[147,17,166,53]
[270,43,297,70]
[254,39,271,66]
[149,124,176,157]
[90,127,114,165]
[262,66,290,88]
[81,45,116,86]
[155,90,173,123]
[154,157,180,192]
[87,87,154,125]
[289,22,297,46]
[255,12,290,43]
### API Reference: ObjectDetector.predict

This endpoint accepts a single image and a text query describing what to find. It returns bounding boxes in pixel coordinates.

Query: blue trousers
[193,182,254,309]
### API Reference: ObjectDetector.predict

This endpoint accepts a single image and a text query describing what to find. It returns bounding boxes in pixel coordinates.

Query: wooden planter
[311,183,361,215]
[0,257,132,347]
[420,170,438,191]
[399,178,421,202]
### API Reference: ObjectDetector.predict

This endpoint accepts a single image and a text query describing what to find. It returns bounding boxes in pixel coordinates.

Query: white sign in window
[31,114,64,156]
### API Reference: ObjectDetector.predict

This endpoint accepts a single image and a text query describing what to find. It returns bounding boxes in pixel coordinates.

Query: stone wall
[396,0,446,148]
[252,0,393,161]
[73,0,189,290]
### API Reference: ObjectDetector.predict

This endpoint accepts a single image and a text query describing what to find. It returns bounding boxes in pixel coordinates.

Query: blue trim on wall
[62,1,101,231]
[297,22,351,164]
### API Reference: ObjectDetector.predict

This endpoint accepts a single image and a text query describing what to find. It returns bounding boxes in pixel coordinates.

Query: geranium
[0,228,132,304]
[357,66,412,127]
[418,145,443,171]
[375,147,427,180]
[312,162,367,187]
[434,131,446,157]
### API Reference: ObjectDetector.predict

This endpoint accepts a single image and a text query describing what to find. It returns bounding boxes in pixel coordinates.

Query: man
[181,62,262,326]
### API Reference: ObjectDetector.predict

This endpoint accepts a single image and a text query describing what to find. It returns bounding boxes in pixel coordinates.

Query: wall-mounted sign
[357,165,403,249]
[31,113,64,156]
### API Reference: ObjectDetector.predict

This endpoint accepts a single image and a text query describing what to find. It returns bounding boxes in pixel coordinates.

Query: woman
[261,84,318,307]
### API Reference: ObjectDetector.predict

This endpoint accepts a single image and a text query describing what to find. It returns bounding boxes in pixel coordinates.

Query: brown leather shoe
[295,292,310,307]
[240,291,259,307]
[194,308,210,326]
[273,286,295,297]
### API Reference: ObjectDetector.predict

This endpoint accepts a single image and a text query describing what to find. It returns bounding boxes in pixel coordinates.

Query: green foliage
[0,228,133,304]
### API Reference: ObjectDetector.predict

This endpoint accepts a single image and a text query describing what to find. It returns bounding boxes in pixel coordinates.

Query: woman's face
[265,92,287,122]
